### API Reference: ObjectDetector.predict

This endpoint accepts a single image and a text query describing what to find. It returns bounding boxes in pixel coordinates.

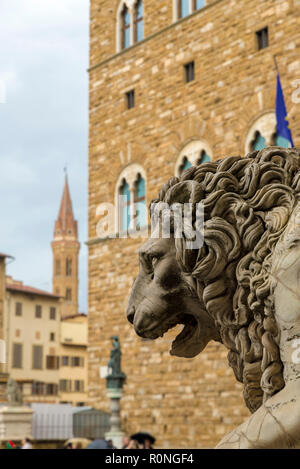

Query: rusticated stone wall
[88,0,300,448]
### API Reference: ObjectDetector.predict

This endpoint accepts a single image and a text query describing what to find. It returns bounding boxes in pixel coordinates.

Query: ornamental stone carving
[127,146,300,448]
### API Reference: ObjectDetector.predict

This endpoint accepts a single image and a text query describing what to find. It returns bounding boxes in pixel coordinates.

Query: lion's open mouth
[171,314,198,352]
[140,313,184,340]
[140,313,198,353]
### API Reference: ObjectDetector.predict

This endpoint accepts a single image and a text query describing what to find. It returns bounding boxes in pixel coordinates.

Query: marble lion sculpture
[127,146,300,449]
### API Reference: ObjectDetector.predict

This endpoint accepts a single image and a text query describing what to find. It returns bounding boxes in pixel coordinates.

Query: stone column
[105,388,125,449]
[105,336,127,449]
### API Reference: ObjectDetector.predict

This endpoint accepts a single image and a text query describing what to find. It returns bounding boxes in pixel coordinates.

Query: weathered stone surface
[128,147,300,448]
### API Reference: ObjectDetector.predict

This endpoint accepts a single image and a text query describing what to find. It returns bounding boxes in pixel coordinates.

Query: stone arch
[116,0,143,52]
[115,163,147,233]
[175,139,213,177]
[245,111,279,153]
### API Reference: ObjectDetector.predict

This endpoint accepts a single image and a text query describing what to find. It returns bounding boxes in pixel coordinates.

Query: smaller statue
[106,336,126,389]
[6,378,23,406]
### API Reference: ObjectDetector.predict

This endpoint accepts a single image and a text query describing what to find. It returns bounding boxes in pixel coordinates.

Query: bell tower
[52,175,80,317]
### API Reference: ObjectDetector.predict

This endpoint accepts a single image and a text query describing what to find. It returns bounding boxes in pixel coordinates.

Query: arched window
[245,112,280,153]
[122,5,131,49]
[119,178,131,232]
[197,150,211,165]
[116,164,147,234]
[194,0,205,10]
[55,259,61,276]
[175,140,213,177]
[66,258,72,277]
[134,174,147,229]
[179,0,189,18]
[273,133,291,148]
[251,131,267,151]
[135,0,144,42]
[179,156,192,175]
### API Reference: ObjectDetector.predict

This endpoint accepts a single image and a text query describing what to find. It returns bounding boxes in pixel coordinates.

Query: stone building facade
[88,0,300,448]
[59,314,88,406]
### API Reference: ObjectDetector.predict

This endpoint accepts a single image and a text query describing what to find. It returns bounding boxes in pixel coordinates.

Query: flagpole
[273,55,279,74]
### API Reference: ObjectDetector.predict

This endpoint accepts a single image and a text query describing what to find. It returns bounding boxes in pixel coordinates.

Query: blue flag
[276,73,294,147]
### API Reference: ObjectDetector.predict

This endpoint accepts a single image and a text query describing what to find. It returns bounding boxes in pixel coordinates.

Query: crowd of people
[4,438,33,449]
[3,432,155,449]
[65,433,156,450]
[122,433,155,449]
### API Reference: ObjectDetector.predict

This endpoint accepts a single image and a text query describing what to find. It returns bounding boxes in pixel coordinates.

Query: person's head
[143,438,152,449]
[127,147,300,413]
[106,439,114,448]
[123,436,130,447]
[126,439,140,449]
[66,442,73,449]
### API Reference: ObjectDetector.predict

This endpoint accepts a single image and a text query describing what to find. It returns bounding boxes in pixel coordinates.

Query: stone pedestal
[105,388,125,449]
[0,406,33,442]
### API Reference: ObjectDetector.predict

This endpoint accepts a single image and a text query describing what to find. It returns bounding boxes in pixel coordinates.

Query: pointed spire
[54,174,78,239]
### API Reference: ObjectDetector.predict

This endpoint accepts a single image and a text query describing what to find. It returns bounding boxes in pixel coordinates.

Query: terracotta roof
[54,175,78,238]
[6,283,60,299]
[62,313,87,320]
[0,252,13,259]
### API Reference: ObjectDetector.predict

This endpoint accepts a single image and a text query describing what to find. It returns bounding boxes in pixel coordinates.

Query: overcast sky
[0,0,89,312]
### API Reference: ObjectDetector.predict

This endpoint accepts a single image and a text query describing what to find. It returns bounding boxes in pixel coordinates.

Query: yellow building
[59,314,88,406]
[3,276,61,403]
[0,177,88,405]
[0,253,11,400]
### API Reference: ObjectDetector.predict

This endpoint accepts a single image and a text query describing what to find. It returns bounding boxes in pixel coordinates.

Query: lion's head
[127,147,300,413]
[127,236,220,358]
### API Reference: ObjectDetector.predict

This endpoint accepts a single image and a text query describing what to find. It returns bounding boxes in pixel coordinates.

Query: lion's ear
[165,181,204,205]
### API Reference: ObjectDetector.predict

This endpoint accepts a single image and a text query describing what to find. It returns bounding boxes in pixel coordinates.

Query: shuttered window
[71,356,85,367]
[50,307,56,320]
[74,380,84,392]
[46,383,58,396]
[32,345,43,369]
[46,355,59,370]
[15,302,22,316]
[61,356,69,366]
[12,343,23,368]
[35,305,42,318]
[60,379,72,392]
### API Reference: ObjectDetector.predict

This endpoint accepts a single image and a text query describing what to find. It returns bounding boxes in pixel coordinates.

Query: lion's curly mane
[151,147,300,413]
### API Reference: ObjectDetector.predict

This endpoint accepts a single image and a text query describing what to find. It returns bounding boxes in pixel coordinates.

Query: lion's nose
[127,305,135,324]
